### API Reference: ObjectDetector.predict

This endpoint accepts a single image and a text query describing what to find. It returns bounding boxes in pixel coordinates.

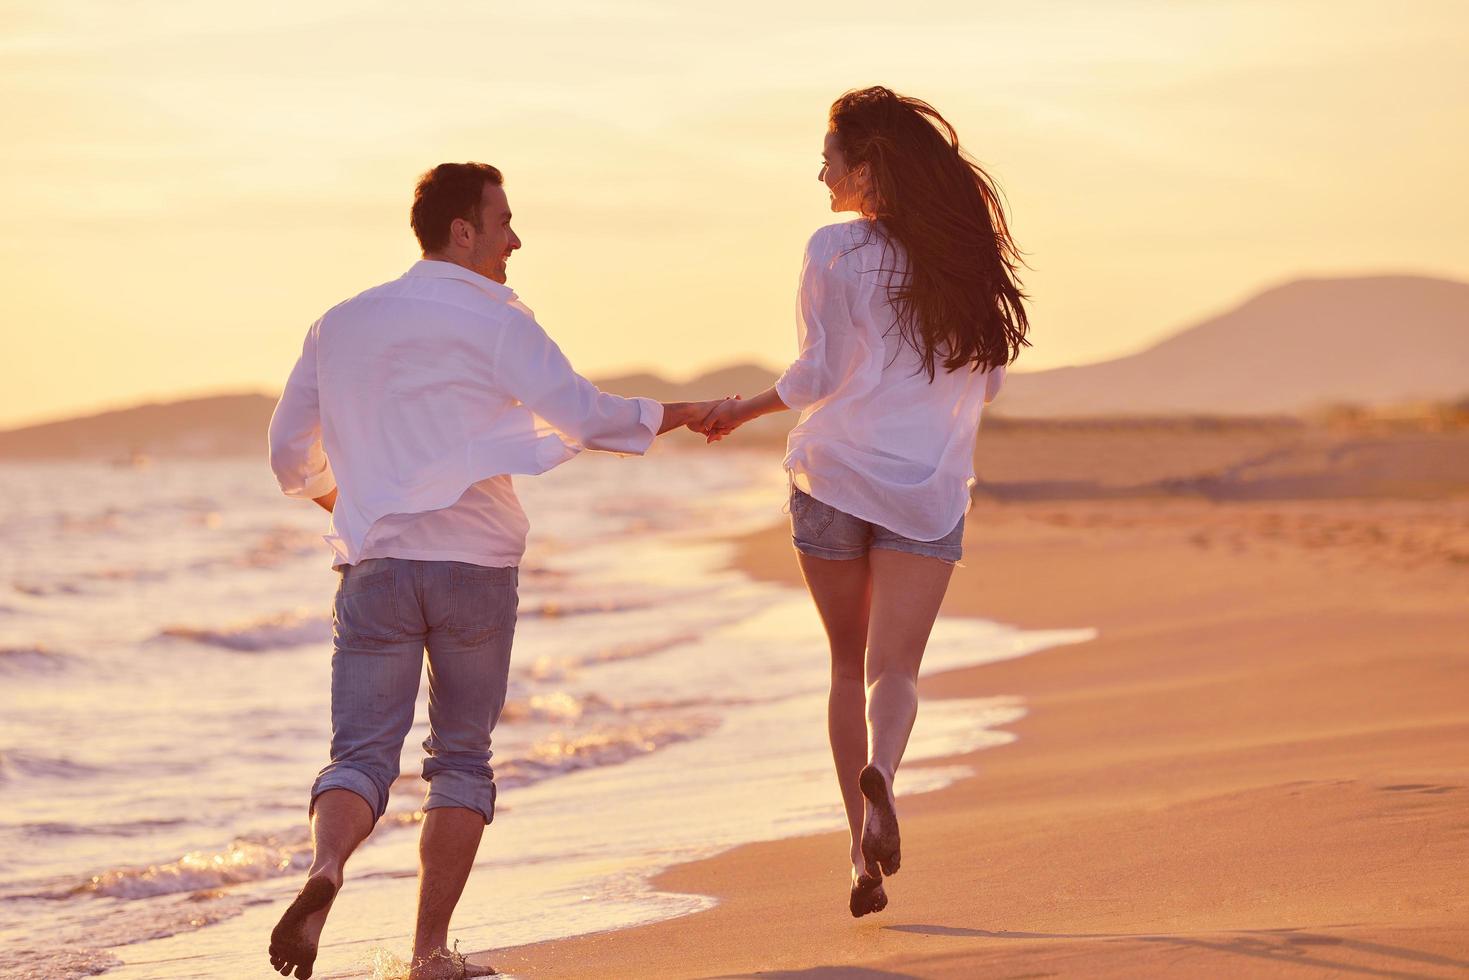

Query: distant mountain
[594,362,788,444]
[5,274,1465,458]
[0,365,783,460]
[998,276,1469,416]
[593,362,778,405]
[0,393,277,459]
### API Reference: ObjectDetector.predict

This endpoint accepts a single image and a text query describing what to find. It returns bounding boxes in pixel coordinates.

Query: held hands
[654,397,751,442]
[660,387,784,443]
[658,398,734,436]
[693,396,748,443]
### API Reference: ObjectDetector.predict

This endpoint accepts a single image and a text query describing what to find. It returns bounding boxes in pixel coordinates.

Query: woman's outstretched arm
[698,387,789,441]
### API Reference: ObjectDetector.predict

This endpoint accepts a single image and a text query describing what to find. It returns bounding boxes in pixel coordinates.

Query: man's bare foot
[408,949,457,980]
[408,945,497,979]
[849,867,888,917]
[859,764,901,876]
[268,875,338,979]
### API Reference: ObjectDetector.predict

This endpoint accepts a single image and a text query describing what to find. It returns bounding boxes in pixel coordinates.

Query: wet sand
[480,491,1469,978]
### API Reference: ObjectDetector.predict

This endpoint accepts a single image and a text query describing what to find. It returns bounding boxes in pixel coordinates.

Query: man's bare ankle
[412,942,450,961]
[304,861,345,888]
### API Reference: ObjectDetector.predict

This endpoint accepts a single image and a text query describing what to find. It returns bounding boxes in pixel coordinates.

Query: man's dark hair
[410,162,504,253]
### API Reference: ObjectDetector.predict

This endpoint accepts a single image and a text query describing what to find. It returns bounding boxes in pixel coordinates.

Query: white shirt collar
[404,259,517,302]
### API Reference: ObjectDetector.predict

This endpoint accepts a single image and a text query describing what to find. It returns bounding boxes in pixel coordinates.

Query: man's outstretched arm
[657,401,725,435]
[494,311,680,452]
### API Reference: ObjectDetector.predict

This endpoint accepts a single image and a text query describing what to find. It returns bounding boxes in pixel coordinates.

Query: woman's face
[819,130,868,214]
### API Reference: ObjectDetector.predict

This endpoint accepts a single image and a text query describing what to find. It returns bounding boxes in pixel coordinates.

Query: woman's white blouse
[776,221,1005,542]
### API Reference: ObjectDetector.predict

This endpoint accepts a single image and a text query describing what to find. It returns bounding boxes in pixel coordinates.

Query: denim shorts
[311,558,518,826]
[789,488,964,563]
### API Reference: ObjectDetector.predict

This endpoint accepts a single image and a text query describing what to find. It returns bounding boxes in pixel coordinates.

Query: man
[266,162,715,980]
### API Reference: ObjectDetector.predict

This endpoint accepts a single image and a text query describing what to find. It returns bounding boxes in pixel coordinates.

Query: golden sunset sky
[2,1,1466,428]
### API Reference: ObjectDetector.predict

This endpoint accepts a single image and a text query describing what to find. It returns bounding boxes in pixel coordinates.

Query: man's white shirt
[268,259,663,567]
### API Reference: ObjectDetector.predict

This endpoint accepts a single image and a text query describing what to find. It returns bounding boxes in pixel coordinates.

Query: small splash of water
[362,947,413,980]
[359,940,494,980]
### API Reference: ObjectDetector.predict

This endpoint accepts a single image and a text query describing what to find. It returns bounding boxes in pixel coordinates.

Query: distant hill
[5,274,1466,458]
[998,275,1469,416]
[594,362,786,444]
[593,363,778,405]
[0,365,783,460]
[0,393,278,459]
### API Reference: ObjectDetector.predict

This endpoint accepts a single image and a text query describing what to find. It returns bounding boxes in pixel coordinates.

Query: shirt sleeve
[267,320,337,499]
[493,309,663,454]
[984,364,1006,404]
[775,227,871,412]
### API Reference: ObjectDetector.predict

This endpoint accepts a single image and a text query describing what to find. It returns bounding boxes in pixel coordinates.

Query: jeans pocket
[790,489,836,541]
[334,567,402,640]
[447,565,518,634]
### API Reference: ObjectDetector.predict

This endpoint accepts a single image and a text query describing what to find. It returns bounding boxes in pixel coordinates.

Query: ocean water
[0,451,1093,979]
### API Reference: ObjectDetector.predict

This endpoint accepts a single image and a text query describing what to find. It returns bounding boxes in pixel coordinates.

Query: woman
[699,86,1028,917]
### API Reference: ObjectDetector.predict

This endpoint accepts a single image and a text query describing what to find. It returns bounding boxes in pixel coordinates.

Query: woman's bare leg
[860,548,954,873]
[795,552,872,877]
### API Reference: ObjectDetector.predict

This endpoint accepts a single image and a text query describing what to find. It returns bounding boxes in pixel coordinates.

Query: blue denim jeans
[310,558,518,825]
[790,488,965,563]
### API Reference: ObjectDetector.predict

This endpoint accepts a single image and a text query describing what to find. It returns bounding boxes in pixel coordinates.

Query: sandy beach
[483,486,1469,978]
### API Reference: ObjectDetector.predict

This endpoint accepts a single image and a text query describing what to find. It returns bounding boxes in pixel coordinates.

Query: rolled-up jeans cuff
[424,768,497,825]
[310,766,387,822]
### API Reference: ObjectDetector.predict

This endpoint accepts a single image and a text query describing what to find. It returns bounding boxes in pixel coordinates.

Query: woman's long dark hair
[829,86,1029,378]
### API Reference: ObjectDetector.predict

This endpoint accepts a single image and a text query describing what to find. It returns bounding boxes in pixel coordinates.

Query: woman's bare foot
[268,874,339,979]
[859,764,901,876]
[849,867,888,917]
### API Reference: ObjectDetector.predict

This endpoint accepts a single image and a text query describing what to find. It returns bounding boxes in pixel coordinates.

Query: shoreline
[479,496,1468,978]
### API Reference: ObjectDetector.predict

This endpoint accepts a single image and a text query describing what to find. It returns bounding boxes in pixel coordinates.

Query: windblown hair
[410,162,504,253]
[829,87,1029,377]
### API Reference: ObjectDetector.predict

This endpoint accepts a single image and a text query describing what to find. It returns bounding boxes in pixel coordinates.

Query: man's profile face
[467,184,521,283]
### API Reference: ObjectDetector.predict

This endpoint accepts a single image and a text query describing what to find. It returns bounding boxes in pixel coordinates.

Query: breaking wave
[74,834,312,900]
[156,609,329,652]
[496,717,718,788]
[499,691,616,723]
[0,750,102,783]
[0,645,72,675]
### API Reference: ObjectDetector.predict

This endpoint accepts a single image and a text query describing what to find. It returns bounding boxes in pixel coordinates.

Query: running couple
[266,86,1029,979]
